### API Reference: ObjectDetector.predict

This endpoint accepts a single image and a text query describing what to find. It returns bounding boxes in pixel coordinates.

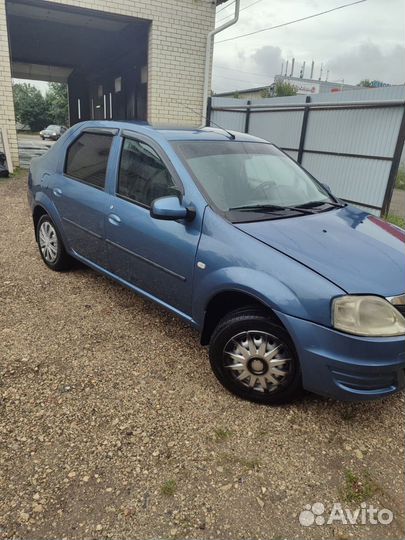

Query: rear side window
[118,138,178,207]
[65,132,113,188]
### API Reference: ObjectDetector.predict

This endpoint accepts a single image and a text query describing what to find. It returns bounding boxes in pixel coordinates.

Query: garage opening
[6,0,150,127]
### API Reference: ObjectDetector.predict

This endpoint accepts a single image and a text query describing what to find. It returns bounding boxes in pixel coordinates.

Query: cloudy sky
[212,0,405,93]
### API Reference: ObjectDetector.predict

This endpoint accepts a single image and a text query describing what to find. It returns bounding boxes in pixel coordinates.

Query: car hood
[235,206,405,296]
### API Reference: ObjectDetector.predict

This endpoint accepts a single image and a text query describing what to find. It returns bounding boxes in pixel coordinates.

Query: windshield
[46,125,59,130]
[174,141,333,216]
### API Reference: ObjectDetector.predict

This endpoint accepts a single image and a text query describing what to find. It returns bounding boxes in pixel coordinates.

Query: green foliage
[387,214,405,229]
[261,87,271,98]
[341,470,377,503]
[395,165,405,190]
[358,79,389,88]
[161,479,176,496]
[274,81,297,97]
[13,82,68,131]
[357,79,373,87]
[232,91,241,99]
[13,83,48,132]
[45,83,69,126]
[213,428,232,442]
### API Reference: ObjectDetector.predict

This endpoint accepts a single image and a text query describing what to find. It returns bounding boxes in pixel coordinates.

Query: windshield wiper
[297,200,346,209]
[228,204,316,214]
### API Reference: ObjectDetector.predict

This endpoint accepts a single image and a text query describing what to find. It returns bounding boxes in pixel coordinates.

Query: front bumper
[275,311,405,401]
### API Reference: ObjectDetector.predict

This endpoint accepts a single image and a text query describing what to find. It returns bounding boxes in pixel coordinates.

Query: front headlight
[332,295,405,337]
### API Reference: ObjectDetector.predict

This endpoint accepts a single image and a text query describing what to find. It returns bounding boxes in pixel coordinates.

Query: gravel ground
[1,172,404,540]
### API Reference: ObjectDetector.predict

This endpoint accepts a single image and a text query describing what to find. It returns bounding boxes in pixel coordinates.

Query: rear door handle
[53,187,62,197]
[108,213,121,226]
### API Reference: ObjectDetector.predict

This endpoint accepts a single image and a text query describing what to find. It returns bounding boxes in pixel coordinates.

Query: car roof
[73,120,268,143]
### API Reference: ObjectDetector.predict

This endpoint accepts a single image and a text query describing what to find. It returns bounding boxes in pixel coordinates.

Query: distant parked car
[40,125,67,140]
[28,121,405,405]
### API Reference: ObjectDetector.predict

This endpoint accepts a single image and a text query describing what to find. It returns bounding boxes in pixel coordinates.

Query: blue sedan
[27,121,405,405]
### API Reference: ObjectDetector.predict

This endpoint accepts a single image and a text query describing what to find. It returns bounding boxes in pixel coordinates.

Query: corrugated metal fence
[208,86,405,216]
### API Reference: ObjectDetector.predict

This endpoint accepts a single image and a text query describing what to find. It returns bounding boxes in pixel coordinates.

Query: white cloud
[328,43,405,85]
[212,0,405,92]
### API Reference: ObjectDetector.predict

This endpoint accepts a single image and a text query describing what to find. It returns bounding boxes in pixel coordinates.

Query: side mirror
[150,195,191,221]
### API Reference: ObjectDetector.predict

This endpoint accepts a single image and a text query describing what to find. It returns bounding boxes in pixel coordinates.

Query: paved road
[18,133,55,168]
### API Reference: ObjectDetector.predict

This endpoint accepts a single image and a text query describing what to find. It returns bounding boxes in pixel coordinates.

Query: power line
[215,65,271,78]
[216,0,367,44]
[214,74,270,84]
[217,0,265,23]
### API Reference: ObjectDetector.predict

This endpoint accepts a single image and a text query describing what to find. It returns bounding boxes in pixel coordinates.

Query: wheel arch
[200,289,285,345]
[31,195,71,252]
[32,204,48,234]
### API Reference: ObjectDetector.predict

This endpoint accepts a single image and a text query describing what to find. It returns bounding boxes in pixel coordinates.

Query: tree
[357,79,373,87]
[45,83,69,126]
[274,81,297,97]
[13,83,48,131]
[358,79,390,88]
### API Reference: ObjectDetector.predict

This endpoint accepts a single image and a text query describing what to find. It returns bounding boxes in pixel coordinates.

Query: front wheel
[209,308,302,405]
[36,214,72,271]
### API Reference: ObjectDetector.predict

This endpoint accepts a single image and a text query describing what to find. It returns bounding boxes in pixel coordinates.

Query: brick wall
[0,0,19,168]
[0,0,216,166]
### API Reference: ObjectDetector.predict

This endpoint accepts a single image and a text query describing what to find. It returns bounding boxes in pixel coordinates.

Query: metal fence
[208,86,405,216]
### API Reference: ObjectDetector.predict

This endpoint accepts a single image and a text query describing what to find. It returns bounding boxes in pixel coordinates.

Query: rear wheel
[36,214,72,271]
[209,308,302,405]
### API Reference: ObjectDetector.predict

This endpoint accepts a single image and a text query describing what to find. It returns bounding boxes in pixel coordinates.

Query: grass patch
[213,428,232,442]
[341,470,378,503]
[10,167,22,177]
[161,479,176,496]
[219,452,261,471]
[240,457,261,470]
[386,214,405,229]
[395,165,405,190]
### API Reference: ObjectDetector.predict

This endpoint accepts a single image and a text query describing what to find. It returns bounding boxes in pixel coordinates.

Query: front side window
[65,132,113,188]
[118,138,178,207]
[174,141,333,220]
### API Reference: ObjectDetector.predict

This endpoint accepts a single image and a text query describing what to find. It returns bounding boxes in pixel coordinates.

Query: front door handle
[108,213,121,226]
[53,187,62,197]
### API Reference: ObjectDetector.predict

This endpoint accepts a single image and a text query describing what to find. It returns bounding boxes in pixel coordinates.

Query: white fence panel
[304,107,401,157]
[249,110,304,149]
[302,154,391,211]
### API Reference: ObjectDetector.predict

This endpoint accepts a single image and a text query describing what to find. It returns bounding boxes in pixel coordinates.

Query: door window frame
[115,130,184,210]
[63,127,119,191]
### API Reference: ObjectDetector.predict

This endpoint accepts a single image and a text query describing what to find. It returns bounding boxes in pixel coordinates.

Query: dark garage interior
[6,0,150,125]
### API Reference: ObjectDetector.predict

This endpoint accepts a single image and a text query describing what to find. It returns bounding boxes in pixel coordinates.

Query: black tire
[36,214,73,271]
[209,308,302,405]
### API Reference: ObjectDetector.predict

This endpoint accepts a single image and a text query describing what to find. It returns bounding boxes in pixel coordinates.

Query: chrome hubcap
[39,221,58,263]
[223,330,292,393]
